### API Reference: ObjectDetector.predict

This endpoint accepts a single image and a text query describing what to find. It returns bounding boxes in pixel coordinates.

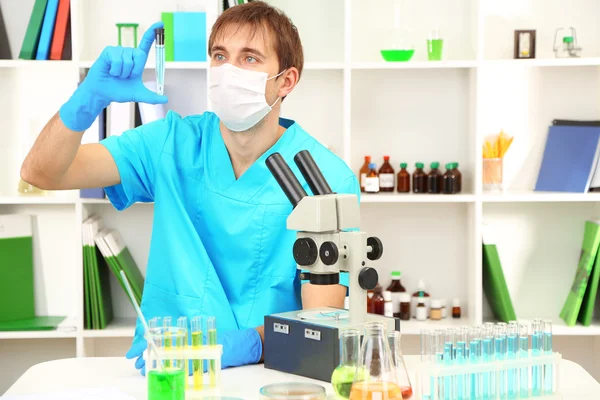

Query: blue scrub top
[100,111,360,336]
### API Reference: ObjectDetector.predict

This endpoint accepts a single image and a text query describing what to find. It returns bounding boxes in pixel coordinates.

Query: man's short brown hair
[208,1,304,81]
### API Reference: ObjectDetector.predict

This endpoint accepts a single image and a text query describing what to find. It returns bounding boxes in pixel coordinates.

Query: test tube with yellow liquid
[207,316,218,387]
[191,316,204,390]
[177,317,188,378]
[163,317,172,368]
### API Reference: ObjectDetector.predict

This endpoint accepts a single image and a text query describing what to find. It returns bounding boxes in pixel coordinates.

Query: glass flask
[350,322,403,400]
[388,331,413,399]
[331,328,361,399]
[380,0,414,62]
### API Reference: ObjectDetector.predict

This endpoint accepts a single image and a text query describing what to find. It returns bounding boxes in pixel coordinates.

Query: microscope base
[264,307,399,382]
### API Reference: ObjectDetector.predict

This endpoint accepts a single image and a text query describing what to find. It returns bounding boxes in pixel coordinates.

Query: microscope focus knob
[366,236,383,261]
[293,238,318,266]
[319,242,339,266]
[358,267,378,290]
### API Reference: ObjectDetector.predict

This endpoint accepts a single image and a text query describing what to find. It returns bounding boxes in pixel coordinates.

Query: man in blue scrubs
[21,1,359,373]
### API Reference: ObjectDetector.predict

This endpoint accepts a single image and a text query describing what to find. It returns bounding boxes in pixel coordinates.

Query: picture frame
[514,30,536,59]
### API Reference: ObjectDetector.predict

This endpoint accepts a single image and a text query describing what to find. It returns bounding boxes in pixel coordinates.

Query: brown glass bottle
[370,286,385,315]
[386,271,406,318]
[452,162,462,193]
[412,162,428,193]
[365,163,380,193]
[452,298,461,319]
[427,162,442,194]
[378,156,395,192]
[397,163,410,193]
[399,293,411,320]
[359,156,371,192]
[442,163,457,194]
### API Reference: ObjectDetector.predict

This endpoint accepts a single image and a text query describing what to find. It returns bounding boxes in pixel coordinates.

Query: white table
[4,356,600,399]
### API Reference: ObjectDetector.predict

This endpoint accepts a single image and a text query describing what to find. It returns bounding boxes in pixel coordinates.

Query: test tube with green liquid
[207,316,217,387]
[163,317,172,368]
[191,316,204,390]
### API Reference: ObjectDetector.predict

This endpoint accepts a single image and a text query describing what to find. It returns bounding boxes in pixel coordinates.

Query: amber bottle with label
[412,162,428,193]
[397,163,410,193]
[359,156,371,192]
[427,162,442,194]
[365,163,380,193]
[378,156,395,192]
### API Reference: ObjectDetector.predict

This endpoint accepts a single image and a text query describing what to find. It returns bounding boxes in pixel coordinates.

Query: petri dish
[259,382,326,400]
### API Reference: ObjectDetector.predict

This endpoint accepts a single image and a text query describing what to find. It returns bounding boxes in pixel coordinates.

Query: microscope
[263,150,399,382]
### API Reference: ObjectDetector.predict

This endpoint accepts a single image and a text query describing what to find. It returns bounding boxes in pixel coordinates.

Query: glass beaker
[332,329,361,399]
[259,382,326,400]
[427,29,443,61]
[350,322,402,400]
[388,331,413,399]
[482,158,503,192]
[146,326,187,400]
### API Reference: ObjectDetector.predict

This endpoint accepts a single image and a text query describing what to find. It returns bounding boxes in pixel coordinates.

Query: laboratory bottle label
[360,173,367,188]
[379,173,395,188]
[365,177,379,193]
[384,302,393,317]
[392,292,401,313]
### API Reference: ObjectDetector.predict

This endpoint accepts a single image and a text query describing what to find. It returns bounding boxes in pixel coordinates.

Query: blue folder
[173,12,207,62]
[35,0,59,60]
[535,125,600,193]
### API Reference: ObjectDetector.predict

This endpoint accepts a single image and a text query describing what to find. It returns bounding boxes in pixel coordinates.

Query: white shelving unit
[2,0,600,391]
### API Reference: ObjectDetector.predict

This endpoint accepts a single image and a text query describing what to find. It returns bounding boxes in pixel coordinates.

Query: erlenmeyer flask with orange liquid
[349,322,403,400]
[389,331,413,399]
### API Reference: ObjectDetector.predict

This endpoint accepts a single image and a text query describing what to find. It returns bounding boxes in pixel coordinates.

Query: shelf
[399,318,469,335]
[351,61,477,70]
[482,191,600,203]
[0,60,74,68]
[482,58,600,68]
[83,318,136,338]
[0,196,77,205]
[361,193,475,203]
[0,329,77,339]
[304,62,345,70]
[78,61,208,70]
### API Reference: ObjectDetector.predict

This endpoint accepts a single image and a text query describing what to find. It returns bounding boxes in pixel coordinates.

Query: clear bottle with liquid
[350,322,402,400]
[332,328,362,399]
[388,331,413,399]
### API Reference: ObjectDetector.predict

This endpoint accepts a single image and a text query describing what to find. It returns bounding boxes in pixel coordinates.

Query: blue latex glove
[59,21,168,132]
[125,327,263,376]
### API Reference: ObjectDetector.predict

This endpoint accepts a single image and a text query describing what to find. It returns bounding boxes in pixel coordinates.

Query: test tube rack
[146,344,224,398]
[416,351,562,400]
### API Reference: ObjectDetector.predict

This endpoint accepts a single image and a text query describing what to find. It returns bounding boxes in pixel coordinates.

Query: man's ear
[278,67,300,99]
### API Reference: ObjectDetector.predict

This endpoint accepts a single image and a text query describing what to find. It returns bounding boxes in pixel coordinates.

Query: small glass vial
[442,163,457,194]
[440,299,448,319]
[412,162,428,193]
[430,299,442,320]
[399,292,411,321]
[397,162,410,193]
[452,298,461,319]
[415,300,427,321]
[427,161,442,194]
[383,290,393,317]
[452,162,462,193]
[365,162,380,193]
[378,156,395,192]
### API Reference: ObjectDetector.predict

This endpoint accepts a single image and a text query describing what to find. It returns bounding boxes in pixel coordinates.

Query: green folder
[0,214,35,323]
[83,222,92,329]
[161,12,174,62]
[579,247,600,326]
[0,316,66,331]
[19,0,48,59]
[482,227,517,322]
[560,220,600,326]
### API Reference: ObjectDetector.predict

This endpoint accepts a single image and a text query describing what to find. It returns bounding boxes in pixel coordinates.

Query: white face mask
[209,63,286,132]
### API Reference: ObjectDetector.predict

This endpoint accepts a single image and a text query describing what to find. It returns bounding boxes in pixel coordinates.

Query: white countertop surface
[4,356,600,399]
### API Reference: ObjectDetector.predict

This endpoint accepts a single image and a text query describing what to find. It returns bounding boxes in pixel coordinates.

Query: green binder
[19,0,48,59]
[560,220,600,326]
[0,214,35,323]
[482,225,517,322]
[0,316,66,331]
[161,12,174,62]
[579,247,600,326]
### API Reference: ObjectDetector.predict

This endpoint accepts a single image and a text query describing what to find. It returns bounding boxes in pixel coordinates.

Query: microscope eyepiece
[294,150,333,196]
[266,152,308,208]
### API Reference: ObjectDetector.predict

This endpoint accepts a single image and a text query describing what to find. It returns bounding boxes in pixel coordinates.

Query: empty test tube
[507,323,519,399]
[519,323,529,398]
[207,316,217,387]
[421,330,433,400]
[542,320,553,395]
[155,28,165,95]
[191,316,204,390]
[531,320,542,396]
[494,324,508,399]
